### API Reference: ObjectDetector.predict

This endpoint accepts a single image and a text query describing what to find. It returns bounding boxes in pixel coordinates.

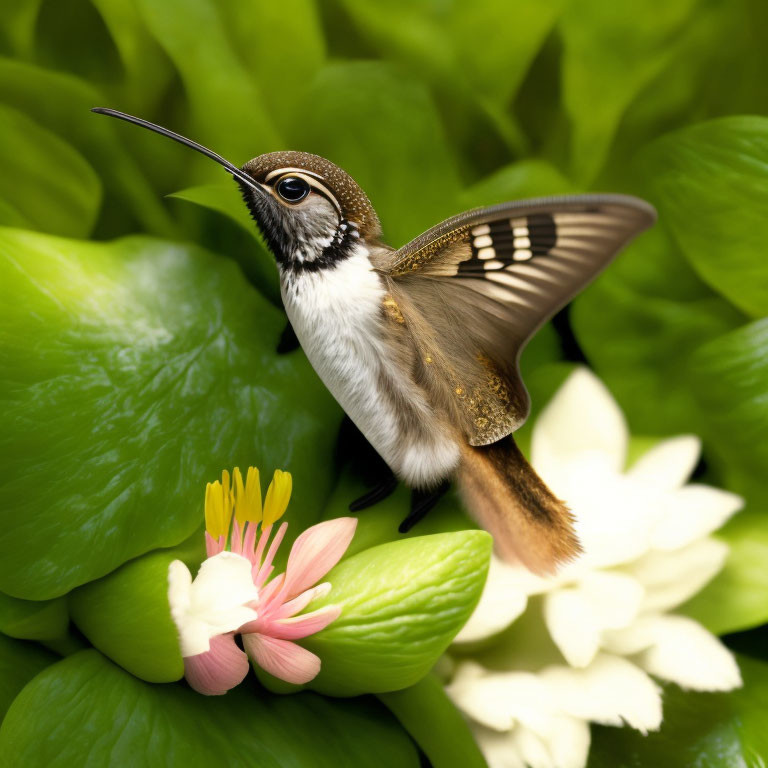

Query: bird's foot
[348,471,398,512]
[399,481,451,533]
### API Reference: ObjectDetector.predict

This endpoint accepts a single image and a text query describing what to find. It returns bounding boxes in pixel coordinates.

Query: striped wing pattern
[386,195,656,444]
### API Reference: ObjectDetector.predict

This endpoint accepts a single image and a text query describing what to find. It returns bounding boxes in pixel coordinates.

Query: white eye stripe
[265,166,325,183]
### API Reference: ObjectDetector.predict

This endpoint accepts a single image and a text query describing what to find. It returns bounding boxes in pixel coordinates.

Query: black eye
[276,176,310,203]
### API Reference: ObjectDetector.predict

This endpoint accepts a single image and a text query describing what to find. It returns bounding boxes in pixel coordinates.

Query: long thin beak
[91,108,267,196]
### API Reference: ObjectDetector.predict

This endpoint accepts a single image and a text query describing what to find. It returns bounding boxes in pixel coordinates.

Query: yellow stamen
[234,466,262,526]
[204,478,234,539]
[263,469,292,526]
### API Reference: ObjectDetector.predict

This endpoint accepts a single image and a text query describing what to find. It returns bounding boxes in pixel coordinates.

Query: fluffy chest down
[280,247,460,486]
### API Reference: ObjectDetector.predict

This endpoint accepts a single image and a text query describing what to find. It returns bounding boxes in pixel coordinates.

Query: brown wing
[382,194,655,446]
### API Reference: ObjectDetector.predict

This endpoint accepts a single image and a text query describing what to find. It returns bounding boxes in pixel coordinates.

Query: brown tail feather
[457,435,581,574]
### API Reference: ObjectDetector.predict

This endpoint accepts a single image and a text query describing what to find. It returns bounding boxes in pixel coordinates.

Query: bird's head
[91,109,381,272]
[239,151,380,270]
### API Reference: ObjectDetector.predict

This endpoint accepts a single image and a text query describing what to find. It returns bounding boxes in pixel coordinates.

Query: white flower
[447,368,743,768]
[168,551,259,657]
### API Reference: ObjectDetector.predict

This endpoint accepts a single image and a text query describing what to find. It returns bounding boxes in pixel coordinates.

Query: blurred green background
[1,0,768,766]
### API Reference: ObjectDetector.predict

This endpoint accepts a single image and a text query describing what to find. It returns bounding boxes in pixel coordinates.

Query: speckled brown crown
[242,151,381,241]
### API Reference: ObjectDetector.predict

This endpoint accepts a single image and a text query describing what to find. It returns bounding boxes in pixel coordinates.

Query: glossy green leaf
[0,634,56,722]
[0,105,100,238]
[379,673,487,768]
[0,650,420,768]
[588,655,768,767]
[643,117,768,318]
[0,228,339,600]
[69,534,206,683]
[291,62,462,246]
[169,183,280,305]
[302,531,492,696]
[0,592,67,643]
[559,0,699,183]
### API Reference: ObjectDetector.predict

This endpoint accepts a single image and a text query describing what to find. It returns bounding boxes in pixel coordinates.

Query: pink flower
[168,466,356,695]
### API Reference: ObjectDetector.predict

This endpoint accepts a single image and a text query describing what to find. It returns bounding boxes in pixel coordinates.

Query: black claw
[399,480,451,533]
[349,473,398,512]
[277,321,300,354]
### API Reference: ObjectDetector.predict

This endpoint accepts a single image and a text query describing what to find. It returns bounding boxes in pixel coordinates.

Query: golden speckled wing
[383,195,656,446]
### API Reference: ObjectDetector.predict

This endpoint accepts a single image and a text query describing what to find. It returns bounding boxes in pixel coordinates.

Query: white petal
[636,615,742,691]
[169,552,259,657]
[542,655,662,734]
[472,725,526,768]
[601,615,662,656]
[532,368,628,494]
[577,571,644,630]
[649,485,743,551]
[626,538,729,613]
[626,435,701,491]
[511,726,554,768]
[544,589,601,668]
[446,663,551,733]
[542,716,591,768]
[454,555,530,643]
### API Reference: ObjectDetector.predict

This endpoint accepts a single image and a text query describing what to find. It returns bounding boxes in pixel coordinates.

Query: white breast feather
[281,245,459,486]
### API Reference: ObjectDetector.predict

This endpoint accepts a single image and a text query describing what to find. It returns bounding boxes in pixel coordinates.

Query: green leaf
[681,510,768,636]
[69,534,206,683]
[688,318,768,496]
[559,0,699,183]
[588,655,768,767]
[642,116,768,317]
[571,227,744,436]
[291,62,462,246]
[302,531,492,696]
[460,159,576,209]
[379,673,487,768]
[134,0,281,163]
[0,228,340,600]
[0,635,56,723]
[0,57,175,237]
[0,105,101,238]
[89,0,174,113]
[0,650,420,768]
[169,183,280,305]
[0,592,68,642]
[216,0,326,134]
[335,0,566,108]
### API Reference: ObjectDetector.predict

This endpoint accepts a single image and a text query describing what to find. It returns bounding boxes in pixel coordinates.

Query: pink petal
[242,633,321,684]
[281,517,357,599]
[275,583,332,620]
[267,605,341,640]
[183,633,249,696]
[255,522,288,587]
[205,532,225,558]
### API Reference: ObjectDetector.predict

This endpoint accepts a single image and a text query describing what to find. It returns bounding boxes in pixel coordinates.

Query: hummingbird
[93,108,655,574]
